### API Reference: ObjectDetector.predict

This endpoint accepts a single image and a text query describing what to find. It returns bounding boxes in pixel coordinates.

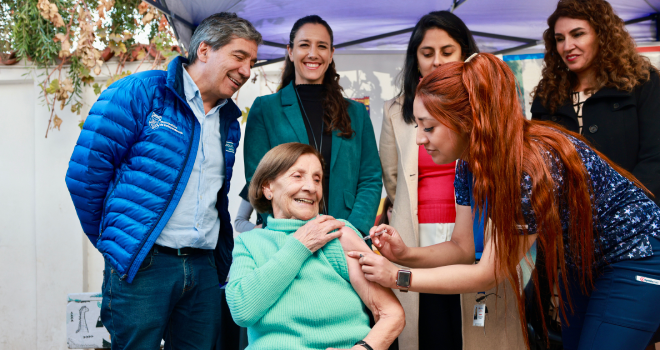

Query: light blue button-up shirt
[156,65,227,249]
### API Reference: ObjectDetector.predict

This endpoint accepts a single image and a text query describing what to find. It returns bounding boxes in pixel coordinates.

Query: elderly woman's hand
[293,215,345,253]
[347,250,399,289]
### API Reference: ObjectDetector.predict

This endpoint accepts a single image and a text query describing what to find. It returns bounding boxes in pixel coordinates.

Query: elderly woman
[226,143,404,350]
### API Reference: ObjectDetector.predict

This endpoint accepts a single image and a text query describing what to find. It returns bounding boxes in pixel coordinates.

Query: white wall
[0,64,86,349]
[0,78,38,349]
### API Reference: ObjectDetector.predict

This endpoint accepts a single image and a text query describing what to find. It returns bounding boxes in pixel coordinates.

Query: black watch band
[355,340,374,350]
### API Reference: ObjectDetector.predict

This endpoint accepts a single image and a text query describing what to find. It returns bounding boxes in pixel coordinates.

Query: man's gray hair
[188,12,262,65]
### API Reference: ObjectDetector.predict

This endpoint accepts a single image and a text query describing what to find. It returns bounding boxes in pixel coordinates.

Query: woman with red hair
[351,53,660,350]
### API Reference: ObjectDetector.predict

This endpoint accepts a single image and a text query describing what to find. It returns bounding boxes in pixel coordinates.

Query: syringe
[363,229,388,241]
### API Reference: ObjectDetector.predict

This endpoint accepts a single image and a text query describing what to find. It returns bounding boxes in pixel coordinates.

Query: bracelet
[355,340,374,350]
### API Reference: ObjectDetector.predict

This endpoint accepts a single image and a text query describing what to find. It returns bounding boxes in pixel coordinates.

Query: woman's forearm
[402,234,537,294]
[341,227,405,350]
[407,263,496,294]
[362,293,405,350]
[381,205,476,268]
[234,218,256,233]
[234,199,256,233]
[398,239,475,268]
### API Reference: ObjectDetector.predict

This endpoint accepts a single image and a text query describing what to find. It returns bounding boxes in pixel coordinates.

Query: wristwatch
[395,269,412,292]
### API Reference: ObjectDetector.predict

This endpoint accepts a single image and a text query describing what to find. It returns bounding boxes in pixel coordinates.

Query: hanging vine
[0,0,180,137]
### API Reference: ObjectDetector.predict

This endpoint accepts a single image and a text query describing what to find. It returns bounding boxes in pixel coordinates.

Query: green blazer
[243,82,382,234]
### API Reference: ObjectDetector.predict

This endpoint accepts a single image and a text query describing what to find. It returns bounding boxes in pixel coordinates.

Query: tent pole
[253,57,286,68]
[471,31,536,44]
[624,13,657,25]
[334,28,415,49]
[493,41,543,55]
[263,41,287,49]
[449,0,470,13]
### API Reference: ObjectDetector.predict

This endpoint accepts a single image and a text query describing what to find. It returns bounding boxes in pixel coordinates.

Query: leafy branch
[2,0,180,137]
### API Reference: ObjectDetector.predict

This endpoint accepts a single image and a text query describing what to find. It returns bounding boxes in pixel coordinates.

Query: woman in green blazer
[243,15,382,235]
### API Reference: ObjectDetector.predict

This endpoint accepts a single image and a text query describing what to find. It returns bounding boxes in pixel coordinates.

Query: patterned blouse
[455,135,660,267]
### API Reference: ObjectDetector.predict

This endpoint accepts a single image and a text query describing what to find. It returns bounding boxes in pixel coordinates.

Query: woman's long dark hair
[280,15,353,138]
[398,11,479,124]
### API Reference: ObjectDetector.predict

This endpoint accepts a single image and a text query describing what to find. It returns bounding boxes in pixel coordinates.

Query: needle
[363,229,387,241]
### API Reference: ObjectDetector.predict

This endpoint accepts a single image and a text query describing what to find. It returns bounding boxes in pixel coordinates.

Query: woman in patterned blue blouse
[351,53,660,350]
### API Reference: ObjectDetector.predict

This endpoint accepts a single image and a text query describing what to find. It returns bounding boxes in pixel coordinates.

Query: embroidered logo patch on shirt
[148,112,183,134]
[225,141,235,154]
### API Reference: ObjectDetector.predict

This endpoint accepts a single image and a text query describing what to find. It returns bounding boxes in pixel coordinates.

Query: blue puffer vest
[65,56,241,283]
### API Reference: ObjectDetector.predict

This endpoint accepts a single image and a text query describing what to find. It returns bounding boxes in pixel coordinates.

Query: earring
[267,195,272,199]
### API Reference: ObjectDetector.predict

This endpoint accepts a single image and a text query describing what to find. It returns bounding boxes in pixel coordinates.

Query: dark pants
[215,289,242,350]
[560,235,660,350]
[101,246,222,350]
[419,293,463,350]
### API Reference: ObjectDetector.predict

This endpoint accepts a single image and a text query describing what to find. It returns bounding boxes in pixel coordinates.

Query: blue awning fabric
[152,0,659,62]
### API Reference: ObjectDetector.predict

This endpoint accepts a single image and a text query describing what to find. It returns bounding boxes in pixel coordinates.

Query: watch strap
[355,340,374,350]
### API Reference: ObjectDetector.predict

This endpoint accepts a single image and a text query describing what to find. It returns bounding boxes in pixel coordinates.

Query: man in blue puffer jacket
[65,13,261,349]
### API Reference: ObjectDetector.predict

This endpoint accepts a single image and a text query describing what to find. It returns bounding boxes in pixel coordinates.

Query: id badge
[473,303,486,327]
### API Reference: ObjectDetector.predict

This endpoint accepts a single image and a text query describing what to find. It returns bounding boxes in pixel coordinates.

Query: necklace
[294,87,324,153]
[294,86,327,214]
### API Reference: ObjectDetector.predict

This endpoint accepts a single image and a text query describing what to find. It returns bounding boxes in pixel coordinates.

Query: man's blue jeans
[101,246,222,350]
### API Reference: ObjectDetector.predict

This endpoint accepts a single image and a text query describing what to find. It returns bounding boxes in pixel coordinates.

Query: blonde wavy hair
[533,0,654,113]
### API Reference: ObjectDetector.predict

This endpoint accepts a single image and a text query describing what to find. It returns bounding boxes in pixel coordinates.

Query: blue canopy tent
[146,0,660,66]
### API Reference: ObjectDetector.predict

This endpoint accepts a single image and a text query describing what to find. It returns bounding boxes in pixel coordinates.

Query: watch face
[397,270,411,287]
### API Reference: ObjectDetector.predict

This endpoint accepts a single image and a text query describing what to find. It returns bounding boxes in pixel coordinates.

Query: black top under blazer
[531,71,660,206]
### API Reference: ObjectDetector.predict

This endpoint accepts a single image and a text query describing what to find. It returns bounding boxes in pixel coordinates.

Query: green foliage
[2,0,180,135]
[68,55,88,104]
[108,0,141,38]
[11,0,71,67]
[45,78,60,93]
[0,1,14,53]
[151,30,177,67]
[106,70,132,86]
[93,83,103,95]
[71,101,82,114]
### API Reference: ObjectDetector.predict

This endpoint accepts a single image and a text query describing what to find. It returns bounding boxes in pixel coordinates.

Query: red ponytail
[416,53,649,347]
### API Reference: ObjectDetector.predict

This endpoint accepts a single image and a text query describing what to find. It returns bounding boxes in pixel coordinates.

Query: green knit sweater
[226,217,371,349]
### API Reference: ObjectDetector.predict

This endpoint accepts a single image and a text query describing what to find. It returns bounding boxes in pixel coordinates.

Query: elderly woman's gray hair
[188,12,262,64]
[249,143,325,214]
